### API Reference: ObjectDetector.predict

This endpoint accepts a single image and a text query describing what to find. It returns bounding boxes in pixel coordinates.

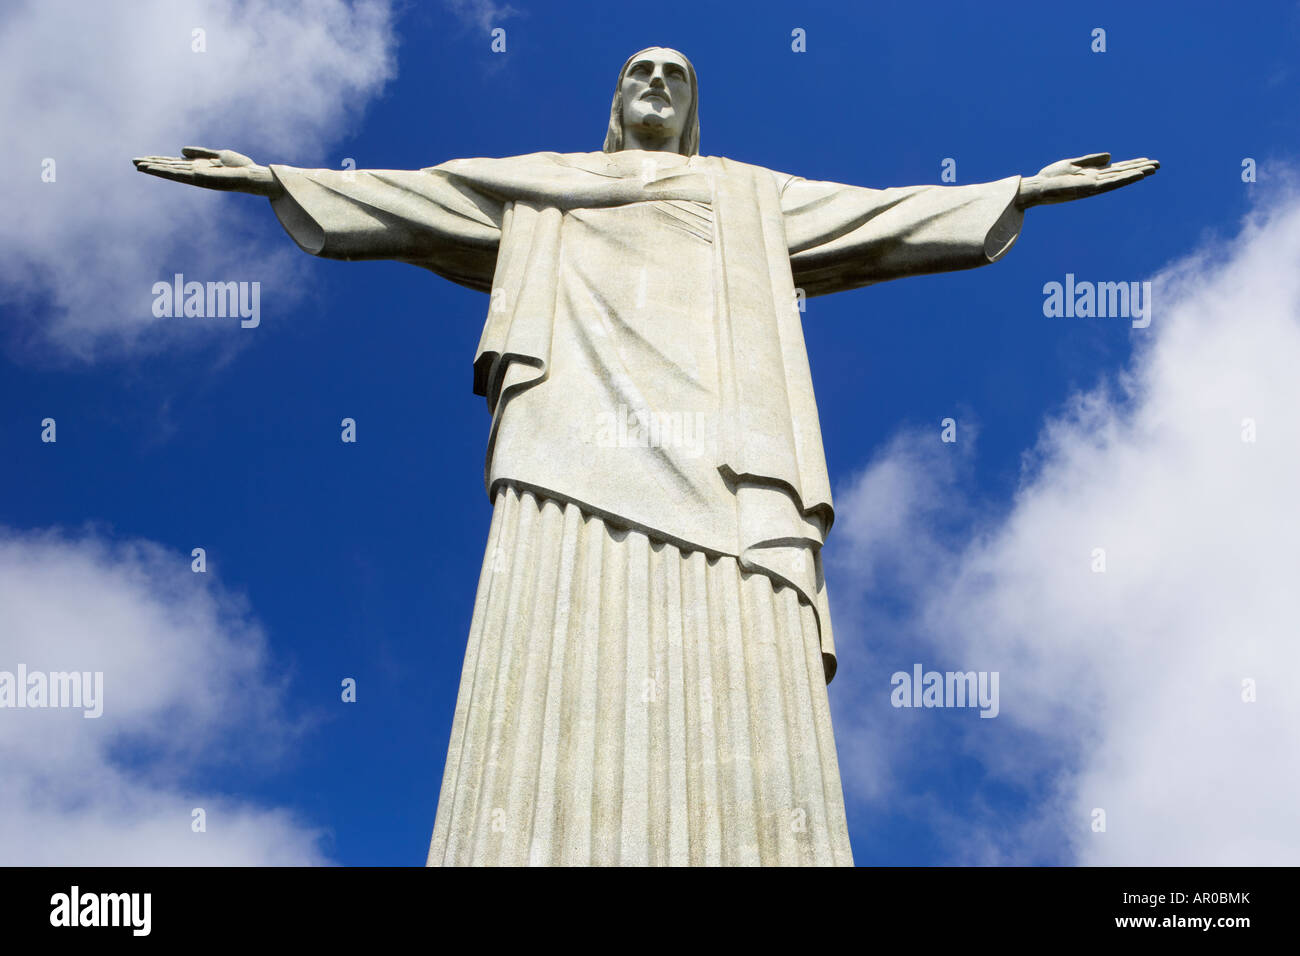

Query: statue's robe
[268,151,1023,866]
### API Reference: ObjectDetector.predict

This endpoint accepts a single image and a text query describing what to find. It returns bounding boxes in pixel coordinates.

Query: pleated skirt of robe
[427,483,854,866]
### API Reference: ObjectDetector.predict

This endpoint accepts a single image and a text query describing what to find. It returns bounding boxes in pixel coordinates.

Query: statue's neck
[622,129,682,154]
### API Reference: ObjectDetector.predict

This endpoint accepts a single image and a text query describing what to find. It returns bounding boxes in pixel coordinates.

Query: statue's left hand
[1015,153,1159,209]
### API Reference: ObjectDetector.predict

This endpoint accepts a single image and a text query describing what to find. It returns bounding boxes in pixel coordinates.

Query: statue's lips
[640,91,670,104]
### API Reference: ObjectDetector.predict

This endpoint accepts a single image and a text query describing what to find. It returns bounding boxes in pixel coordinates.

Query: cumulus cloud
[829,184,1300,865]
[0,0,396,362]
[0,528,329,865]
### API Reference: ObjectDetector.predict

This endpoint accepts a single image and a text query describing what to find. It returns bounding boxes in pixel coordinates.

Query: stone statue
[135,46,1157,867]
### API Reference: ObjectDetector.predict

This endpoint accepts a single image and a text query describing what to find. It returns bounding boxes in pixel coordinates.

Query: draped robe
[267,150,1023,865]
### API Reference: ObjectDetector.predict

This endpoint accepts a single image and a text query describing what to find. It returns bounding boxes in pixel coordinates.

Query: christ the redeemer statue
[136,46,1157,867]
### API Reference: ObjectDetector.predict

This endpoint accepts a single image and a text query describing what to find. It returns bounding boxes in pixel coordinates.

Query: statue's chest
[555,201,718,389]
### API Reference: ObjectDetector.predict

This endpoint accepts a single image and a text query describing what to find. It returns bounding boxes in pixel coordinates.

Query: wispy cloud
[0,527,328,865]
[441,0,521,32]
[0,0,397,363]
[829,182,1300,865]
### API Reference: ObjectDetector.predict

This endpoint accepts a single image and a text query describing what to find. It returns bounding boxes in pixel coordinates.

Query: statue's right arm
[136,147,504,291]
[133,147,283,199]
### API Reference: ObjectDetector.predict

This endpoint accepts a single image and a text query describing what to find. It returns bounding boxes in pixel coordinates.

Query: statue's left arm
[781,152,1157,298]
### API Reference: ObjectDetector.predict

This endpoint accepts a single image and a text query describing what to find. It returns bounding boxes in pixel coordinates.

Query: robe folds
[268,150,1024,685]
[429,483,856,866]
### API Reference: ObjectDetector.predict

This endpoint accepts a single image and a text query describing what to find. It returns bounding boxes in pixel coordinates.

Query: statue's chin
[630,103,676,125]
[628,119,679,141]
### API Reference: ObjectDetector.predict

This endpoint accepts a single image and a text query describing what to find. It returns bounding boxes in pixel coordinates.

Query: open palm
[132,146,279,196]
[1018,152,1159,207]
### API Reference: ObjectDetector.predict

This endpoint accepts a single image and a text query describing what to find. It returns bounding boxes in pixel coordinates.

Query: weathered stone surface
[134,44,1157,867]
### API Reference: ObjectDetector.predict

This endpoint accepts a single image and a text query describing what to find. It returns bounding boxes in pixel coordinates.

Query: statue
[135,46,1158,866]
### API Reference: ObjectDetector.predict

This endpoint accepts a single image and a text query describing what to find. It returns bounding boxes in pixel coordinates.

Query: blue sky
[2,0,1298,866]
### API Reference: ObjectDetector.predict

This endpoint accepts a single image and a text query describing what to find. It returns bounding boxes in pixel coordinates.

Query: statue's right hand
[132,146,280,197]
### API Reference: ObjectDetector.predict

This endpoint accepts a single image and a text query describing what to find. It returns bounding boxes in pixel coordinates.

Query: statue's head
[603,47,699,156]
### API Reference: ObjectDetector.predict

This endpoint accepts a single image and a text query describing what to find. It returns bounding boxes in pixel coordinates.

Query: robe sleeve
[266,165,505,292]
[780,174,1024,298]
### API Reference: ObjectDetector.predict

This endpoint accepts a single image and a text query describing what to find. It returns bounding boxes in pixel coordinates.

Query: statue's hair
[603,47,700,156]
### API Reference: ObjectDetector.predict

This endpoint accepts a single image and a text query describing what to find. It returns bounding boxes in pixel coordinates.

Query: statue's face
[619,48,691,144]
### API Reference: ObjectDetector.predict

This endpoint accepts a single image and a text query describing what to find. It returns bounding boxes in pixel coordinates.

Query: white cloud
[0,527,329,865]
[442,0,521,32]
[0,0,396,362]
[829,185,1300,865]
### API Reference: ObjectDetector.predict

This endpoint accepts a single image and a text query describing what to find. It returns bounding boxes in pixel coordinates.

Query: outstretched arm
[133,147,283,198]
[782,151,1159,297]
[133,146,505,291]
